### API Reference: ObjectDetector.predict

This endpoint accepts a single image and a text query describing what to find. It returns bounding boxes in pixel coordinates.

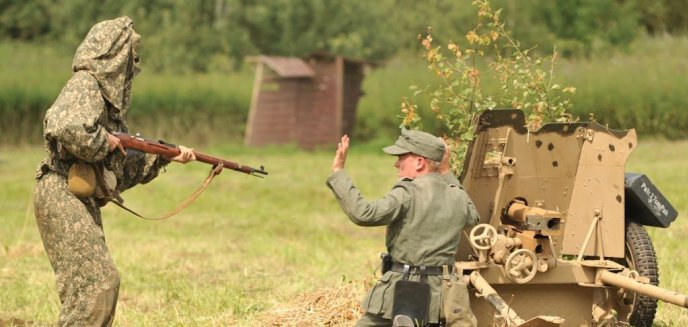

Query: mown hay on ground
[254,280,371,326]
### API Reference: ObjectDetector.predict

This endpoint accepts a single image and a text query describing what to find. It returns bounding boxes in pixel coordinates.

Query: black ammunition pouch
[392,264,431,326]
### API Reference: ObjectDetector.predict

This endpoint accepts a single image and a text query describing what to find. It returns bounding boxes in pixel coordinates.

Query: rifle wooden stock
[115,132,268,177]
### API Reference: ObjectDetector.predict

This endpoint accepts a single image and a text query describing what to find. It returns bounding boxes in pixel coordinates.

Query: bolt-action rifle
[115,132,268,177]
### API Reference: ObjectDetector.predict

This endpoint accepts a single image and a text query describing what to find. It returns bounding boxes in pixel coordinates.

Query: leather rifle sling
[93,163,224,220]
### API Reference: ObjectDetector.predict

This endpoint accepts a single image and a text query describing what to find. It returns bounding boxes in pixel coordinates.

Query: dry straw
[254,279,371,326]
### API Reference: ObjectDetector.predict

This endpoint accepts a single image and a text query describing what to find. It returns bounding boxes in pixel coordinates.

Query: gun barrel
[599,270,688,308]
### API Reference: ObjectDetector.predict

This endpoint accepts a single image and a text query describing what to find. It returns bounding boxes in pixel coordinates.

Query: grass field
[1,138,687,326]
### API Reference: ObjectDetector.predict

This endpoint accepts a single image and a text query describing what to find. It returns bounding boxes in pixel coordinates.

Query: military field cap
[383,129,445,162]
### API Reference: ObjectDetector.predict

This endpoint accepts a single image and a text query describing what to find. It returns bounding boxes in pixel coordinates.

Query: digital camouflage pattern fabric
[34,16,169,326]
[326,170,479,326]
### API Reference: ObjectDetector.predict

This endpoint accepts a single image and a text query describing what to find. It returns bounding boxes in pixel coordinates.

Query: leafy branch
[401,0,576,173]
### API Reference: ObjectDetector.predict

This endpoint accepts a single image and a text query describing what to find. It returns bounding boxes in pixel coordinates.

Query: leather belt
[390,262,453,276]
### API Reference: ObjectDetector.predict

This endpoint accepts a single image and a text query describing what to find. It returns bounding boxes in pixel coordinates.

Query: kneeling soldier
[327,130,479,326]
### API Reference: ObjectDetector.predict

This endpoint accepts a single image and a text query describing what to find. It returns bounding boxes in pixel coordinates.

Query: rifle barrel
[116,132,268,177]
[195,153,268,176]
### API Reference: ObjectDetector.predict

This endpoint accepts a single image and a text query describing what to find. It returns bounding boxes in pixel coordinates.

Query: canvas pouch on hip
[68,161,97,197]
[441,266,477,327]
[68,161,117,199]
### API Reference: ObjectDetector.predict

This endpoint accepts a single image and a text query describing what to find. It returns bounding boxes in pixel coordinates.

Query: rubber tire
[624,222,659,327]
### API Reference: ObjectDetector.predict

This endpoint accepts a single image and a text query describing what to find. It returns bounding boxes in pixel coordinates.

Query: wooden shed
[244,55,366,149]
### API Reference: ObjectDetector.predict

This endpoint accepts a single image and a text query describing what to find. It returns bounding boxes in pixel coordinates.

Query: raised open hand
[332,135,350,172]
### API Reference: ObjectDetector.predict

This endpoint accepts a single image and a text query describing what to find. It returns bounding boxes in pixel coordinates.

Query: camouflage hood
[72,16,139,115]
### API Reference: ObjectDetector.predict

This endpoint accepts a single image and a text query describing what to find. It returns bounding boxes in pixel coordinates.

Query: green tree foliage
[0,0,52,40]
[383,0,476,50]
[234,0,397,61]
[0,0,398,72]
[1,0,688,71]
[531,0,640,56]
[132,1,256,72]
[633,0,688,35]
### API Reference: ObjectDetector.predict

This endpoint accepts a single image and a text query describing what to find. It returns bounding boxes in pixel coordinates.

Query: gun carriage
[456,109,685,326]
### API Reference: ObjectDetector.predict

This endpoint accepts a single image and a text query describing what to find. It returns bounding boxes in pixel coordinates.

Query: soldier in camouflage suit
[327,131,479,327]
[33,17,194,326]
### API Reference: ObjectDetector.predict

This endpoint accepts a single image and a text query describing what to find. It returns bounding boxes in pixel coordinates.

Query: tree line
[2,0,686,73]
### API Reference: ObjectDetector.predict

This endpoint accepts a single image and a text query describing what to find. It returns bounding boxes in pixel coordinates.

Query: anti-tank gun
[455,109,686,326]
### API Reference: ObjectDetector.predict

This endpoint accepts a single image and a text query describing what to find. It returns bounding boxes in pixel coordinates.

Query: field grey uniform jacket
[327,170,479,323]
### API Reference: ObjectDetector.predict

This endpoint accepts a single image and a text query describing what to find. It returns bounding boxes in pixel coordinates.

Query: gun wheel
[611,222,659,327]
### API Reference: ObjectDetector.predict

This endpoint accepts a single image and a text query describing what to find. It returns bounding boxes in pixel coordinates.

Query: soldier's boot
[86,283,120,327]
[393,315,415,327]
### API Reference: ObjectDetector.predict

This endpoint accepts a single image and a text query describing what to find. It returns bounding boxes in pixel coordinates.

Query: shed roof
[257,55,315,78]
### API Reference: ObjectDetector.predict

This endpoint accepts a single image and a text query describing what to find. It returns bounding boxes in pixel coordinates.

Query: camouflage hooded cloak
[37,16,167,188]
[34,16,168,326]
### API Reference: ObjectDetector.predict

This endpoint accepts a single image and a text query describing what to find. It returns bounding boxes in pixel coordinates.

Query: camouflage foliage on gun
[115,132,268,177]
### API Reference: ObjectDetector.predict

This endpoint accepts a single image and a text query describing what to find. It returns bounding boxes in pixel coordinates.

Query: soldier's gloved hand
[170,145,196,164]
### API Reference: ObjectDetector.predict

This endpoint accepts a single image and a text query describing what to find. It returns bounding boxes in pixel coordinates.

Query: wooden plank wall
[246,59,365,149]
